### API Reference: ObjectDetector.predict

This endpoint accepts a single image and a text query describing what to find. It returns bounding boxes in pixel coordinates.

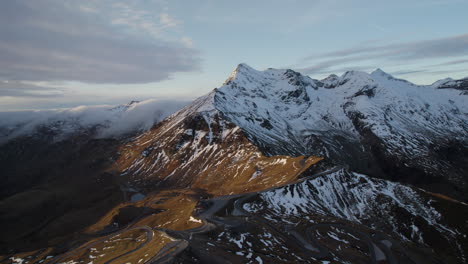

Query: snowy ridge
[214,64,467,158]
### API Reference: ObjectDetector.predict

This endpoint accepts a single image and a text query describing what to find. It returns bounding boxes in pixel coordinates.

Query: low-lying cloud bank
[0,99,190,144]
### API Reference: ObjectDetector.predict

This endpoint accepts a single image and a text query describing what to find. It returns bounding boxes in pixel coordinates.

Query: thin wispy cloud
[0,81,64,98]
[181,37,194,48]
[310,33,468,60]
[390,69,468,76]
[109,2,182,38]
[0,0,200,84]
[434,59,468,67]
[160,13,182,28]
[298,33,468,75]
[389,70,428,76]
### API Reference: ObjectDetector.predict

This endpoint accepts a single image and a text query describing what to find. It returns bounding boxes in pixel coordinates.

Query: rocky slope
[113,90,320,195]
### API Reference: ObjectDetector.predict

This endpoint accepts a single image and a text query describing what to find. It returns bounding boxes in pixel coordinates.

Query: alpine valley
[1,64,467,264]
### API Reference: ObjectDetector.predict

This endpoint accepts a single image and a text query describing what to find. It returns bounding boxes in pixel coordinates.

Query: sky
[1,0,467,110]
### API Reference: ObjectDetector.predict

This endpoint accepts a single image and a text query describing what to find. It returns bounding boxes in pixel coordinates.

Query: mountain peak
[371,68,387,75]
[232,63,256,76]
[236,62,253,70]
[320,74,340,88]
[341,70,374,82]
[324,73,339,79]
[371,68,395,79]
[223,63,258,85]
[431,77,454,87]
[370,68,419,87]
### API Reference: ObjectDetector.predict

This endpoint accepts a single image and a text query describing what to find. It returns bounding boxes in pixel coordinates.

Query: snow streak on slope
[248,170,444,234]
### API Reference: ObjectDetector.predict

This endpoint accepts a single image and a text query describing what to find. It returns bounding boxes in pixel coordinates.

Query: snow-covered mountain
[216,64,466,157]
[214,64,468,200]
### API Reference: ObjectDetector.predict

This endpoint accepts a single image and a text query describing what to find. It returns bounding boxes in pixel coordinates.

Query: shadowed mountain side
[0,135,123,253]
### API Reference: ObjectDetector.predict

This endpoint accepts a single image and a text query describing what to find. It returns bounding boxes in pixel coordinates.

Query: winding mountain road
[176,165,398,264]
[50,166,397,264]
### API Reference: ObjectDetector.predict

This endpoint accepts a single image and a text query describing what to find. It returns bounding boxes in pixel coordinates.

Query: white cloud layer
[0,99,189,143]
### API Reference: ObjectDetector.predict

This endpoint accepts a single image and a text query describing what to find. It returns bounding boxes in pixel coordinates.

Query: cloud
[434,59,468,67]
[295,55,374,75]
[0,81,64,98]
[390,69,468,77]
[299,33,468,75]
[0,99,190,143]
[109,2,179,38]
[0,0,200,84]
[79,5,98,13]
[181,37,194,48]
[160,13,182,28]
[389,70,428,76]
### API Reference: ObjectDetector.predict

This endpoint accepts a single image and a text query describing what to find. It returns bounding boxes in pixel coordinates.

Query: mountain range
[1,64,467,264]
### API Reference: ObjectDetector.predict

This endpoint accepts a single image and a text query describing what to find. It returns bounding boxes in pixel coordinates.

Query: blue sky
[1,0,467,110]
